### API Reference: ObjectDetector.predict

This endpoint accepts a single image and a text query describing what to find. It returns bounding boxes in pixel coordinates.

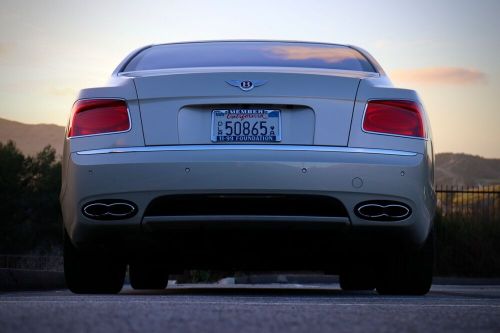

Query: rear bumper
[60,145,435,254]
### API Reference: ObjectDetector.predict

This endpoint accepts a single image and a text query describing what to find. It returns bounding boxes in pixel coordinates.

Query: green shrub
[435,212,500,277]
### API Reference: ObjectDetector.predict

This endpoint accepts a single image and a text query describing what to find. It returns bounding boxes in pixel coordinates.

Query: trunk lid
[130,69,368,146]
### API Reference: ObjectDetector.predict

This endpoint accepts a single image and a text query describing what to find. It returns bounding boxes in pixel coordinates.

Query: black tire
[129,262,169,290]
[339,269,375,291]
[64,231,126,294]
[376,229,434,295]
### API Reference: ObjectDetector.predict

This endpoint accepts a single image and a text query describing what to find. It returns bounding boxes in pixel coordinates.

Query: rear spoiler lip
[117,66,381,79]
[111,45,154,76]
[346,45,387,76]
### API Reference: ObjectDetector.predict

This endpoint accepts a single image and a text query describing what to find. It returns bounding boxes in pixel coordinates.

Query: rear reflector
[68,99,130,137]
[363,100,425,138]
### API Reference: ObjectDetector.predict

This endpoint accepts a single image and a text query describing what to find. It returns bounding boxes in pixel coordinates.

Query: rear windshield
[123,41,376,73]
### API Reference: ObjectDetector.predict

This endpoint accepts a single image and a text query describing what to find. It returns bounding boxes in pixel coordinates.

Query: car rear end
[60,41,435,295]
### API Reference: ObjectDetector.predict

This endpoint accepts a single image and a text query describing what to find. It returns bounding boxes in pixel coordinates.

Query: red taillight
[363,100,425,138]
[68,99,130,137]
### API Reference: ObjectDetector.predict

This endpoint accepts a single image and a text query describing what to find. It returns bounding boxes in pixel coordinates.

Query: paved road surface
[1,283,500,333]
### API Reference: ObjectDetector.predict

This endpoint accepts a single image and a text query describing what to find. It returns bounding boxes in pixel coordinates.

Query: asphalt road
[1,283,500,333]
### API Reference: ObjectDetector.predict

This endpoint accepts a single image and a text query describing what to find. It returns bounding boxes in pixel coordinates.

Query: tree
[0,141,62,254]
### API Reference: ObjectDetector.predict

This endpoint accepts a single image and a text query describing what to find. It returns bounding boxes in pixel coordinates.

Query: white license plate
[211,109,281,142]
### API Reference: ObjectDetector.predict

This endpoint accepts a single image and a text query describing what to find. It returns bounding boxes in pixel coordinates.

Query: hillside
[435,153,500,186]
[0,117,64,156]
[0,117,499,185]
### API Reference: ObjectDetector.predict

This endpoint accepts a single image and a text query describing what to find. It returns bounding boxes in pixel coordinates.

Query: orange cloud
[391,67,487,85]
[266,45,364,64]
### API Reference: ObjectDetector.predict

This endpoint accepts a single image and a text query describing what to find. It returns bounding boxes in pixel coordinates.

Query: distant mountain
[435,153,500,186]
[0,117,64,156]
[0,117,498,185]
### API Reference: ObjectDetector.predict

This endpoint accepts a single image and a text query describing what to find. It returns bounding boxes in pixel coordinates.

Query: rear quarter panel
[349,77,429,155]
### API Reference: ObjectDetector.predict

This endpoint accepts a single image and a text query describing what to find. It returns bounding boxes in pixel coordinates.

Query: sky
[0,0,499,157]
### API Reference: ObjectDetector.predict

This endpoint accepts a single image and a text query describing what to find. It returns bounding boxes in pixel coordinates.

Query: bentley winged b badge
[225,79,267,91]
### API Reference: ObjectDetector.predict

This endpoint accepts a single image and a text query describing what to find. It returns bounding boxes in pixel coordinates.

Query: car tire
[376,228,434,295]
[64,231,126,294]
[129,262,169,290]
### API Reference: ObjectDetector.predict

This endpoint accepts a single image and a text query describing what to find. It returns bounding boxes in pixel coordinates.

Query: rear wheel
[129,262,169,290]
[64,231,126,294]
[376,229,434,295]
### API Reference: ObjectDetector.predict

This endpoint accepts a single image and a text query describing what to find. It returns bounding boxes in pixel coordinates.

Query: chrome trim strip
[76,145,418,156]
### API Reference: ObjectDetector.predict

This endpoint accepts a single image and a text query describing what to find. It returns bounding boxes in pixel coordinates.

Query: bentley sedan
[60,41,436,295]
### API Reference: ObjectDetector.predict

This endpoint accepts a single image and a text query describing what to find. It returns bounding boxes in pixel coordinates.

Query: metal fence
[436,185,499,221]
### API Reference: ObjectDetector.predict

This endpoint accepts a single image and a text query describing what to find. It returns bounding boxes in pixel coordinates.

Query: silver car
[60,41,436,295]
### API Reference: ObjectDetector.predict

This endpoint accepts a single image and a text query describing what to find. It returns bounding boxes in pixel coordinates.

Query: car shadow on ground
[120,285,379,297]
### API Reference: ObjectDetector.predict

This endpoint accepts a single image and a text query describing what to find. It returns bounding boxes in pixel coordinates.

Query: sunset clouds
[391,67,487,85]
[267,45,365,63]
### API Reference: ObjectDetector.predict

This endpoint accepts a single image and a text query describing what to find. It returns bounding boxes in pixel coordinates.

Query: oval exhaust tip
[355,201,411,221]
[82,200,137,220]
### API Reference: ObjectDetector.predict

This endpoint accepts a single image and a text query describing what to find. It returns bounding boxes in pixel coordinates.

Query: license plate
[211,109,281,142]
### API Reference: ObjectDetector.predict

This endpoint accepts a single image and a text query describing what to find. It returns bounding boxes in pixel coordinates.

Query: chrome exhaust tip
[354,201,411,221]
[82,200,137,220]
